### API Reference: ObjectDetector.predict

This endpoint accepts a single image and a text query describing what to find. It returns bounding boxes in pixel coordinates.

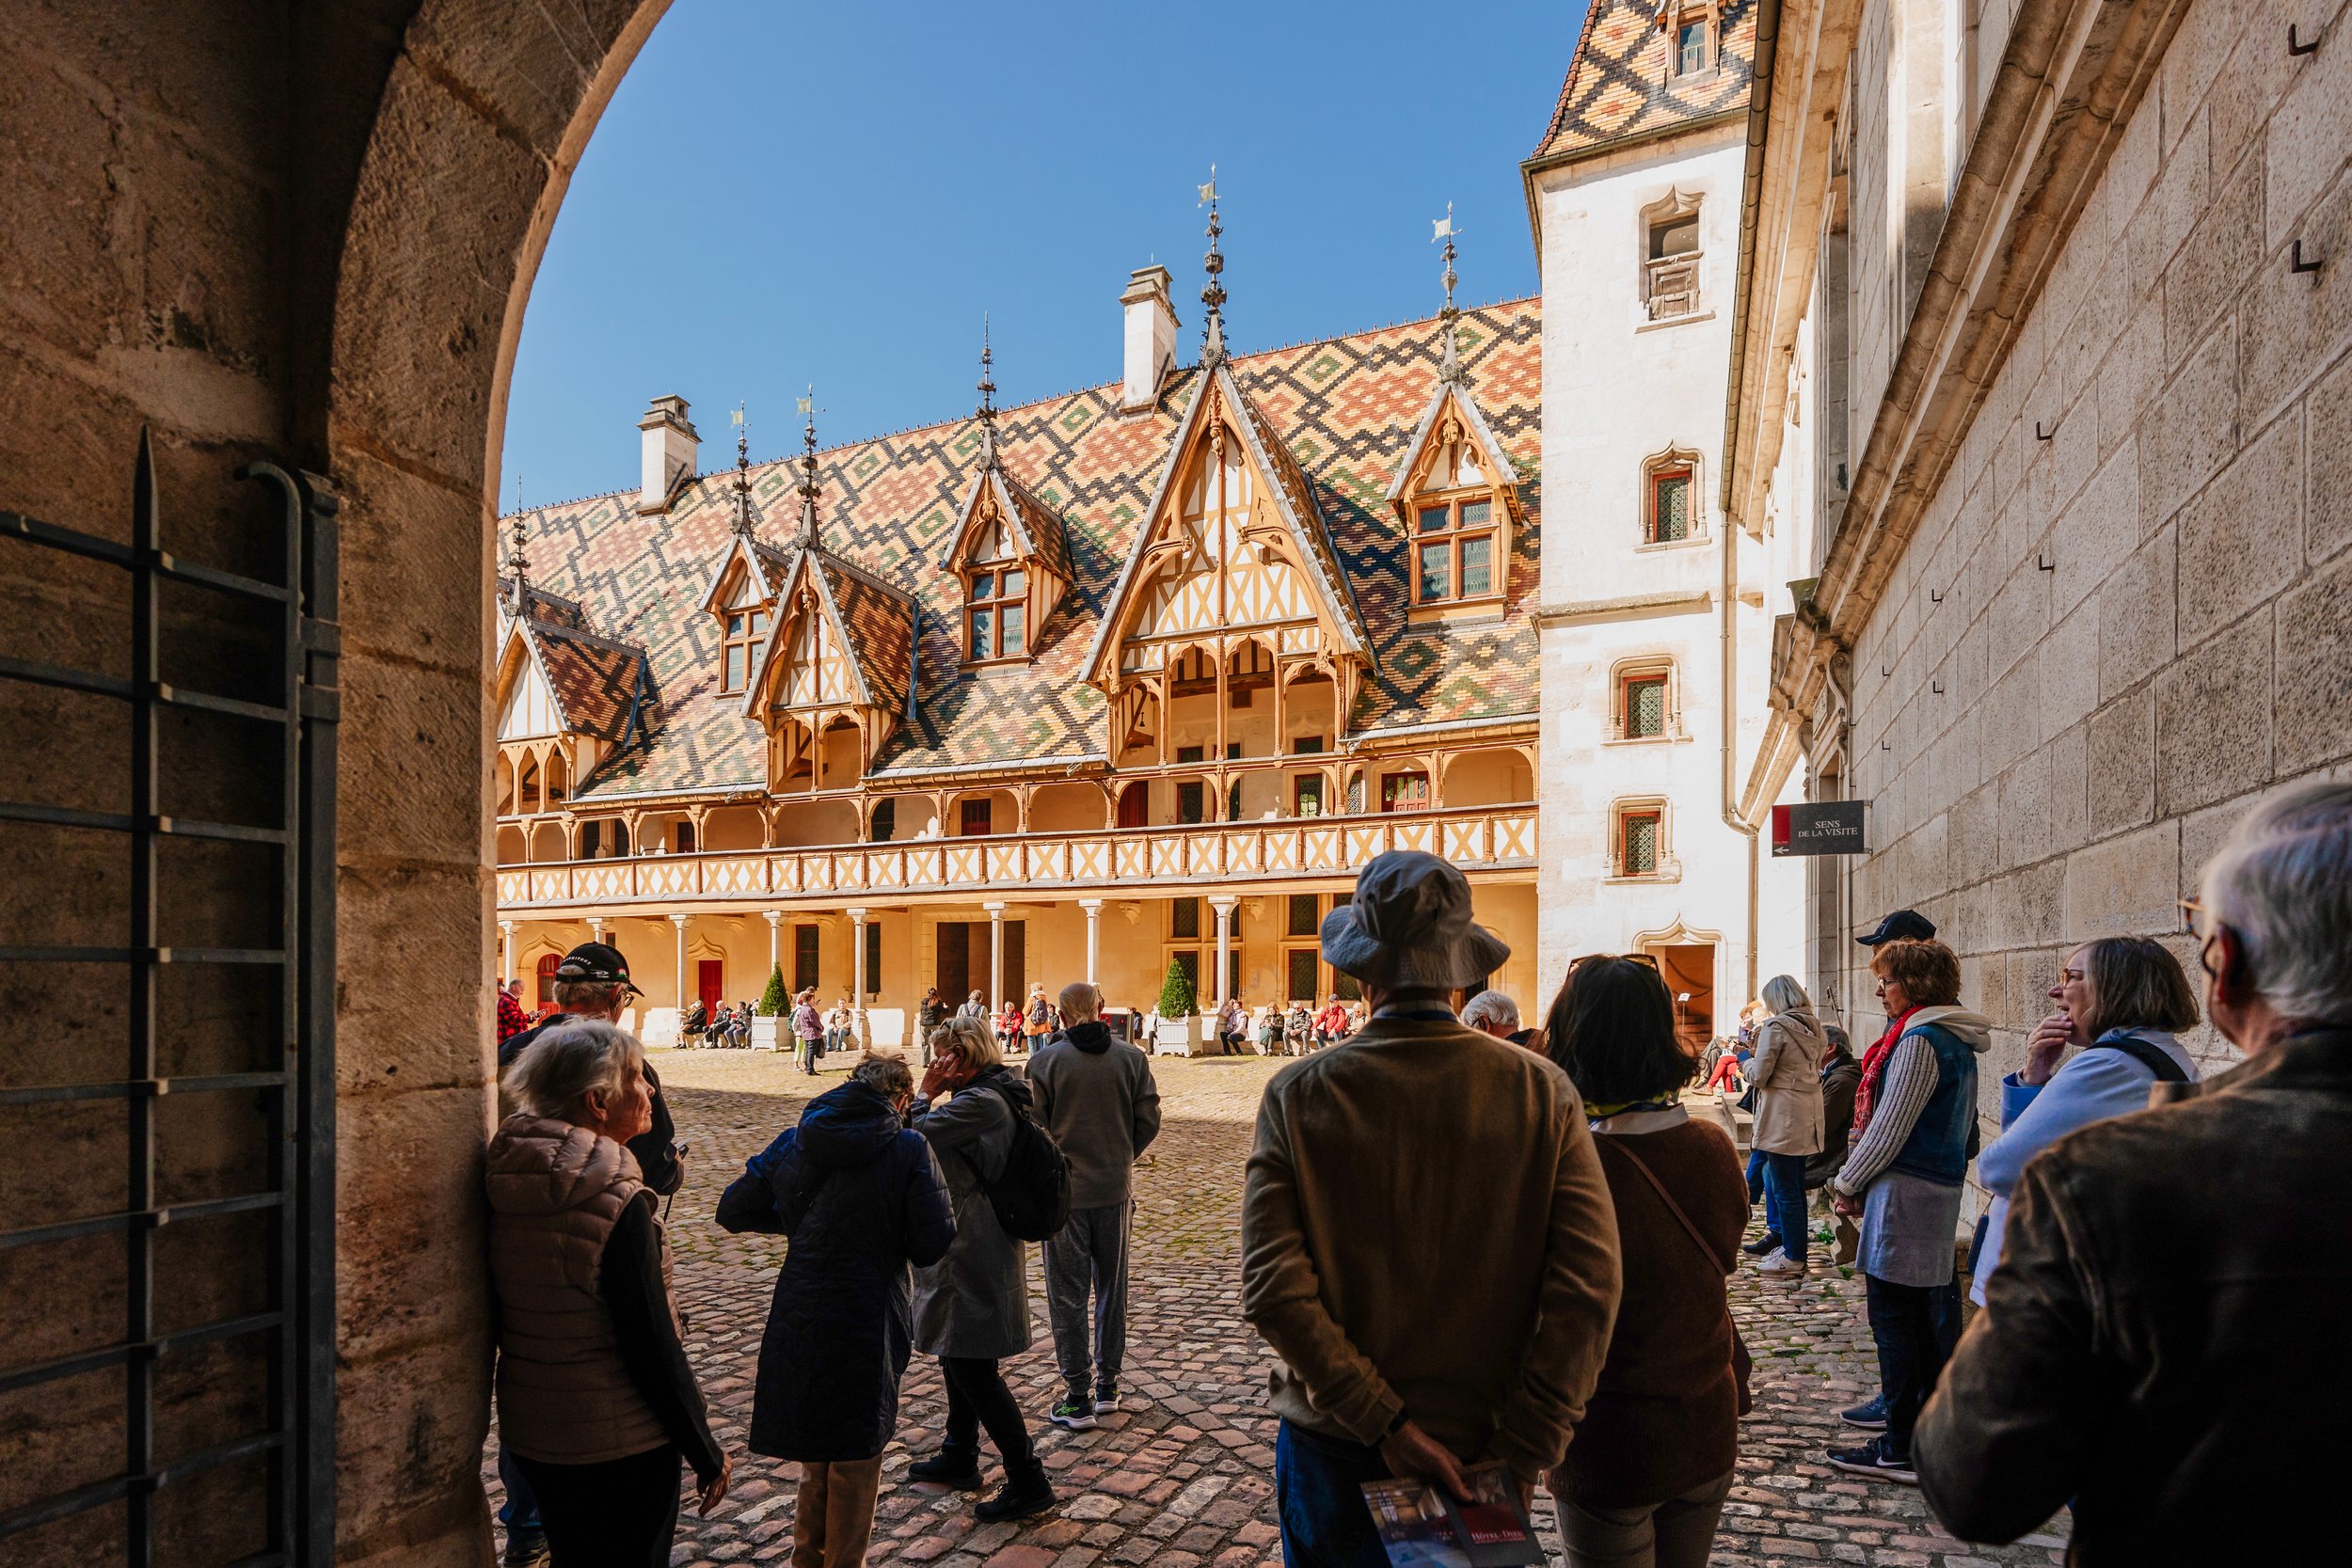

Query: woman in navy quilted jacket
[717,1054,954,1567]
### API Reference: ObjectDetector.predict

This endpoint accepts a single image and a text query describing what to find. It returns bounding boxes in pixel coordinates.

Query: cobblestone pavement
[486,1051,2068,1566]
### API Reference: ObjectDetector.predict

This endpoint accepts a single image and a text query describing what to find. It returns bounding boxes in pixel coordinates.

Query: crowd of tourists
[480,777,2352,1567]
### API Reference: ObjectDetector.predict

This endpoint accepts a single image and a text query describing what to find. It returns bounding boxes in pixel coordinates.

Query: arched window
[534,952,561,1010]
[1610,798,1677,880]
[1611,659,1680,741]
[1641,449,1706,546]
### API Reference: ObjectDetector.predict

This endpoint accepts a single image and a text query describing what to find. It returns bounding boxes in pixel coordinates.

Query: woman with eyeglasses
[1966,937,2201,1305]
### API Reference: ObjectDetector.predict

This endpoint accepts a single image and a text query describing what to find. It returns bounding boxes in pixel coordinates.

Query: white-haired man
[1459,990,1526,1048]
[1917,780,2352,1564]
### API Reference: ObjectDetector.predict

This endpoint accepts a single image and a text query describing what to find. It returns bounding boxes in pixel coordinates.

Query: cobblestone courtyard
[487,1050,2067,1567]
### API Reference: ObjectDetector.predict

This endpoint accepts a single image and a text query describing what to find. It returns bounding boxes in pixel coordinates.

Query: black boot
[1741,1232,1782,1257]
[975,1458,1055,1522]
[909,1446,985,1490]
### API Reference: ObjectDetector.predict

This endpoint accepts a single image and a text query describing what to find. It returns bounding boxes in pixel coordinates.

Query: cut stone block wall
[1836,0,2352,1102]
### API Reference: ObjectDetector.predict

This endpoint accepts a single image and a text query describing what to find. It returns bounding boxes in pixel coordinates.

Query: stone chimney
[1120,266,1179,408]
[636,394,699,515]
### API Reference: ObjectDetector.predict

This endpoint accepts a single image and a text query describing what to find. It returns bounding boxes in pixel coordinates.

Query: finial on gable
[504,508,530,608]
[976,316,999,467]
[730,403,756,539]
[1199,166,1228,369]
[1434,203,1466,385]
[794,387,820,547]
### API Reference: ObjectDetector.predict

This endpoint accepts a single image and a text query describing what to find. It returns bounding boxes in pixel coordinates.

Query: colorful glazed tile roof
[498,585,650,746]
[505,297,1542,802]
[1531,0,1756,163]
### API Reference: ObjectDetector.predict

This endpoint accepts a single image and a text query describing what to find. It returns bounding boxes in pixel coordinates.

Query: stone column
[1210,895,1238,1014]
[848,906,871,1049]
[1079,897,1104,987]
[763,909,782,975]
[985,900,1007,1014]
[588,916,607,942]
[670,913,690,1011]
[500,920,515,984]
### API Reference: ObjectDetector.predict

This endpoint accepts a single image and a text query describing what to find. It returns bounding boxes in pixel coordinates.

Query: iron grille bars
[0,431,337,1563]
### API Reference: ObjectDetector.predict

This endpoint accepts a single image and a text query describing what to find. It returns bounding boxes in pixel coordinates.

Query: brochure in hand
[1360,1463,1546,1567]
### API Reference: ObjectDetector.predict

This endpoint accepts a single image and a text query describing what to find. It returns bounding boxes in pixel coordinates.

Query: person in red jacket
[497,978,530,1049]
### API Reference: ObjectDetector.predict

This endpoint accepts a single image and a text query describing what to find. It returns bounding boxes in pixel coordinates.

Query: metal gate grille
[0,433,339,1565]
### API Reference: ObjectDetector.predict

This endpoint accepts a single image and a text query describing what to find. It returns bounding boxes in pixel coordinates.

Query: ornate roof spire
[976,315,999,467]
[794,387,820,547]
[1434,202,1466,385]
[1198,166,1228,369]
[729,402,756,538]
[504,506,530,609]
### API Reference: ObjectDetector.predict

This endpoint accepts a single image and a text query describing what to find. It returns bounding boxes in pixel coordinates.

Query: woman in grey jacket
[1747,974,1829,1275]
[903,1016,1054,1522]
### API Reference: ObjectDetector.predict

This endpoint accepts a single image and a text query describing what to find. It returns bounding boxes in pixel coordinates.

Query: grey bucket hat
[1320,850,1511,990]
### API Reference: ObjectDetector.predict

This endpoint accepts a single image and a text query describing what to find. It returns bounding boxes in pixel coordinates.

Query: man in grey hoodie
[1028,981,1162,1430]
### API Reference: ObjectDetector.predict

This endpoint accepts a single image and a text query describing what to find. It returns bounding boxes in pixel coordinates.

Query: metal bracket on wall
[2035,420,2056,440]
[2292,240,2323,274]
[2289,24,2320,55]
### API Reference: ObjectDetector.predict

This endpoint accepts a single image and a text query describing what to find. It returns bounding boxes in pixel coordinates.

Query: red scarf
[1850,1006,1920,1143]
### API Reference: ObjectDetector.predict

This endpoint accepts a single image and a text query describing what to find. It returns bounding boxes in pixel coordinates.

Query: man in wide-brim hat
[1239,850,1624,1568]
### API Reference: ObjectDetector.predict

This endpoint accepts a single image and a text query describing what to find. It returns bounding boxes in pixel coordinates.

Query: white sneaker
[1756,1247,1807,1275]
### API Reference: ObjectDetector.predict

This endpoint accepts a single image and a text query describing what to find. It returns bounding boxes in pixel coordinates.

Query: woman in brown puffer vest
[489,1022,729,1565]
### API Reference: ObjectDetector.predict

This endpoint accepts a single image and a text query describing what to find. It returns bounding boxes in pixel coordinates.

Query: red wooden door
[696,959,724,1017]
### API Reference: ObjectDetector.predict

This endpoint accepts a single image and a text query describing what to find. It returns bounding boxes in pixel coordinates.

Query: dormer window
[966,561,1027,663]
[1677,17,1709,74]
[721,604,769,693]
[1414,498,1499,605]
[1392,401,1517,619]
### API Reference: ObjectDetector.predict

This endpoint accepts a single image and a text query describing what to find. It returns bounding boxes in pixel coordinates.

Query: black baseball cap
[1856,910,1936,946]
[555,941,643,996]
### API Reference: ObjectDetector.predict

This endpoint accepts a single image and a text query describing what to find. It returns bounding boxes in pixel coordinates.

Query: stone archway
[320,8,672,1564]
[1,5,675,1566]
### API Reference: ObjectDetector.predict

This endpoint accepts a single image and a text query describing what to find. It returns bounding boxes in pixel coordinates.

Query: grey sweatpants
[1043,1201,1131,1398]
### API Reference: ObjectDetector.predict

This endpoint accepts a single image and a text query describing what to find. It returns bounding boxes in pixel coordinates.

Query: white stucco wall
[1532,120,1804,1025]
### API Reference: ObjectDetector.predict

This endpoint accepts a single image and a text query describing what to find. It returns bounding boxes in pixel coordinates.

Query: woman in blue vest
[1825,939,1990,1483]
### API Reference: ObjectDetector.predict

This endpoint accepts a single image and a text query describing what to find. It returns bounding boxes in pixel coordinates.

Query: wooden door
[696,959,724,1017]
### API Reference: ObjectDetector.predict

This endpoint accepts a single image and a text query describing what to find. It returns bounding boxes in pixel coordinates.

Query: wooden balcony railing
[495,803,1539,910]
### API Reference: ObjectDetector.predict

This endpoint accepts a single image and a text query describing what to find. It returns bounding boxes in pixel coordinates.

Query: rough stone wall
[0,3,666,1563]
[1840,0,2352,1095]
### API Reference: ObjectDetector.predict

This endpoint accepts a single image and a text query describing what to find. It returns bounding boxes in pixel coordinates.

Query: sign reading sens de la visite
[1771,800,1868,857]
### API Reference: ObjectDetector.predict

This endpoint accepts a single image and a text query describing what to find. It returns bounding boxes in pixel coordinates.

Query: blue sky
[501,0,1586,509]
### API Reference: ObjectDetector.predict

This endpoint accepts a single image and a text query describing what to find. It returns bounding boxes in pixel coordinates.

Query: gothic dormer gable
[1081,361,1370,688]
[941,466,1071,666]
[493,610,650,790]
[1387,379,1521,616]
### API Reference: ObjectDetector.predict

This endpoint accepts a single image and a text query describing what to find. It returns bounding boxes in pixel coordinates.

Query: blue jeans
[497,1444,542,1538]
[1276,1420,1393,1568]
[1744,1148,1767,1206]
[1759,1150,1809,1261]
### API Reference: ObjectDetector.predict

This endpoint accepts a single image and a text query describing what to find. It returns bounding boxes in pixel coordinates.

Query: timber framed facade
[493,296,1545,1045]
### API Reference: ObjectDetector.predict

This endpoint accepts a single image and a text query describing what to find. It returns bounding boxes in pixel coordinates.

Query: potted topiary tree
[751,961,787,1051]
[1153,959,1204,1056]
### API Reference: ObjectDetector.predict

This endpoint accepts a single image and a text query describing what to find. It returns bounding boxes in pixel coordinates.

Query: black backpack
[969,1081,1072,1242]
